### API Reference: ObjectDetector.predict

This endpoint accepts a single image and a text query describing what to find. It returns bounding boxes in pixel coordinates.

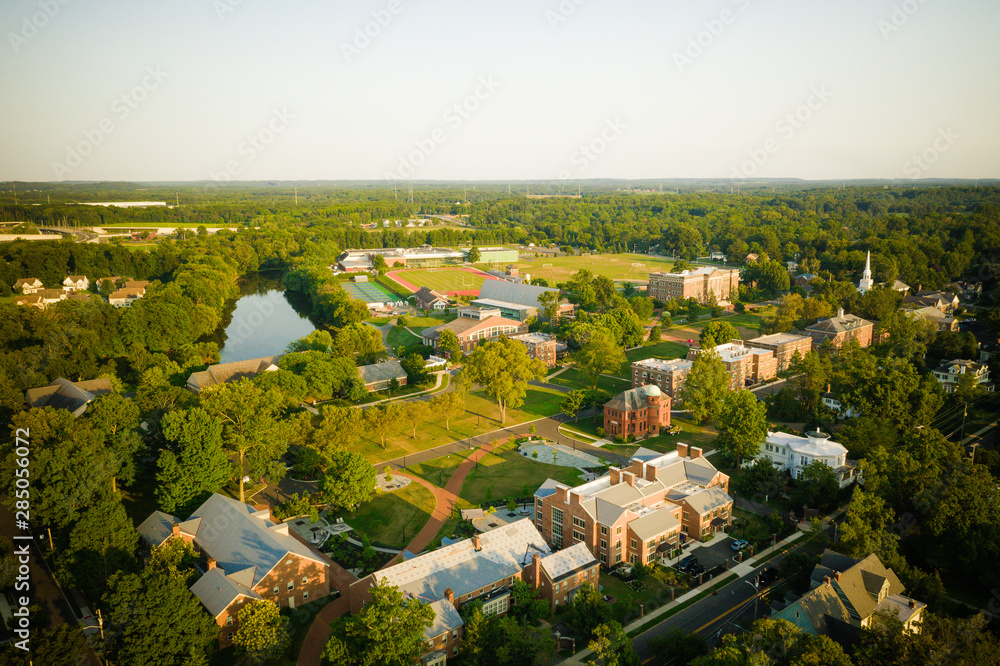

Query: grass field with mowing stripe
[500,253,674,283]
[392,268,485,293]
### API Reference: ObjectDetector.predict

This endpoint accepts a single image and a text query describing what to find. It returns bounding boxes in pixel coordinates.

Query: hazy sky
[1,0,998,182]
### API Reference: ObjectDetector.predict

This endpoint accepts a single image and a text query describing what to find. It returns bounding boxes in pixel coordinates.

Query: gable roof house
[108,287,146,307]
[358,359,408,392]
[13,278,43,294]
[62,275,90,292]
[773,550,925,647]
[25,377,113,417]
[138,493,331,648]
[186,356,281,392]
[414,286,450,311]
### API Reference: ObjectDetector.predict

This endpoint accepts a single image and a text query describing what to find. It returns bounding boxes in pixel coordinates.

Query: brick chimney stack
[532,553,541,586]
[689,446,703,459]
[677,443,689,458]
[171,521,180,537]
[909,598,916,608]
[472,534,481,551]
[445,588,455,606]
[207,557,216,570]
[834,571,841,581]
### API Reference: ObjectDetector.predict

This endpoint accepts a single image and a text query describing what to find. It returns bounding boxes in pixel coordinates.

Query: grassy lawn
[351,386,567,464]
[351,377,440,405]
[406,450,475,488]
[508,253,674,284]
[330,482,436,550]
[124,243,158,252]
[548,367,631,394]
[456,439,586,505]
[621,341,690,376]
[598,566,689,613]
[378,273,414,295]
[368,316,392,325]
[405,314,456,334]
[600,417,717,459]
[390,268,485,293]
[386,325,421,350]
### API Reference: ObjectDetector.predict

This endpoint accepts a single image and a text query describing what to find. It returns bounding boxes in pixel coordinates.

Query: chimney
[834,571,841,581]
[837,307,844,318]
[556,487,568,504]
[677,443,689,458]
[207,557,216,570]
[445,588,455,606]
[909,598,916,608]
[623,472,635,487]
[827,383,831,394]
[570,492,581,507]
[689,446,703,459]
[532,553,541,585]
[645,465,657,482]
[171,521,180,537]
[824,576,831,587]
[472,534,481,551]
[610,468,621,485]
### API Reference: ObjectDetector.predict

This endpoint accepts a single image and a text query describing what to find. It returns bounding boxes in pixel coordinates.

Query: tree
[790,460,840,512]
[438,329,461,358]
[561,389,587,422]
[0,624,90,666]
[694,618,851,666]
[734,458,783,503]
[156,408,235,515]
[715,390,768,465]
[509,579,550,625]
[430,391,466,431]
[320,450,378,510]
[953,370,983,405]
[86,393,142,491]
[700,320,739,347]
[56,491,137,601]
[199,378,292,503]
[587,621,639,666]
[648,324,662,342]
[467,246,481,263]
[680,349,728,423]
[460,601,556,666]
[311,405,362,455]
[322,580,434,666]
[629,295,654,321]
[838,489,900,562]
[537,290,561,322]
[404,399,431,438]
[567,583,613,643]
[233,600,291,665]
[103,567,217,666]
[1,408,114,529]
[148,538,200,585]
[573,328,627,388]
[372,254,389,275]
[400,352,428,384]
[364,402,404,449]
[336,323,388,365]
[460,337,546,424]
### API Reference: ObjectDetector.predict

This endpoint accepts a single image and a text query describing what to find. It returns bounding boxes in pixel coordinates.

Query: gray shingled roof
[477,280,556,308]
[605,386,654,412]
[358,359,407,386]
[24,377,112,417]
[425,599,465,639]
[627,506,681,541]
[539,542,597,582]
[682,486,733,515]
[187,356,281,390]
[807,313,873,335]
[137,510,179,549]
[190,567,263,618]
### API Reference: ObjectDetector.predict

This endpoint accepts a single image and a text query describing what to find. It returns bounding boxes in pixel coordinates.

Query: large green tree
[700,320,739,347]
[680,349,728,423]
[320,450,377,511]
[56,491,137,601]
[460,337,546,423]
[573,328,627,388]
[156,407,235,514]
[715,390,768,464]
[233,600,291,665]
[85,392,142,491]
[587,621,640,666]
[322,581,434,666]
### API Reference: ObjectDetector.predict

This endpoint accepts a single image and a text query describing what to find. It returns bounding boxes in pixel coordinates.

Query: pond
[213,273,318,364]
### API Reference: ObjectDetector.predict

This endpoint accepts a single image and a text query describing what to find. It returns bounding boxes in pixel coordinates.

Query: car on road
[730,539,750,552]
[677,555,698,572]
[758,567,779,585]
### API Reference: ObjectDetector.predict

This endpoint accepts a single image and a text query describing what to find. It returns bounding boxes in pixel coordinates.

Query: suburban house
[97,276,122,290]
[534,444,733,566]
[13,278,43,294]
[138,493,330,648]
[891,280,911,294]
[25,377,113,417]
[62,275,90,292]
[108,287,146,307]
[686,342,777,390]
[350,520,598,664]
[906,306,958,332]
[456,305,502,320]
[794,273,822,287]
[773,550,925,645]
[358,359,408,392]
[821,390,861,419]
[470,280,572,322]
[932,359,993,393]
[186,356,281,391]
[647,267,740,304]
[603,385,671,439]
[631,358,694,398]
[508,332,558,367]
[124,279,151,290]
[903,289,960,313]
[746,333,814,372]
[15,295,45,308]
[414,286,450,311]
[804,309,874,349]
[755,430,858,488]
[421,316,527,354]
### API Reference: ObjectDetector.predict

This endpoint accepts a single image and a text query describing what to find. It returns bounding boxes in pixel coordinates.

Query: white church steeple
[857,251,874,294]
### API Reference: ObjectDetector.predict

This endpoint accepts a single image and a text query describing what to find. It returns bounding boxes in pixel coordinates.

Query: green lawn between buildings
[386,325,421,350]
[329,481,437,551]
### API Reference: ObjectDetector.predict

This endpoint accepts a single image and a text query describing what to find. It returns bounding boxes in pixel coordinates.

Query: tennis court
[342,281,397,304]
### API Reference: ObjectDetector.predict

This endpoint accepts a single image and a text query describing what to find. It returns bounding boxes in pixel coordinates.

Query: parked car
[758,567,779,585]
[677,555,698,572]
[688,563,706,577]
[730,539,750,552]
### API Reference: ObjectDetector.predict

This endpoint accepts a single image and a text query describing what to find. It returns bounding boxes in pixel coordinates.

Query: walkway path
[349,370,447,408]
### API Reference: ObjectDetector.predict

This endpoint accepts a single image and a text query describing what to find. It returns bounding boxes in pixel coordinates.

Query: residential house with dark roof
[534,444,733,567]
[603,384,671,438]
[773,550,925,647]
[903,289,960,313]
[420,316,527,354]
[414,286,450,311]
[804,309,874,349]
[350,519,598,664]
[25,377,113,417]
[358,359,408,392]
[932,359,992,393]
[186,356,281,391]
[137,493,331,648]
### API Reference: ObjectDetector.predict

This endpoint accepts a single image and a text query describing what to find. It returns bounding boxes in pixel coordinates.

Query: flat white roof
[766,431,847,458]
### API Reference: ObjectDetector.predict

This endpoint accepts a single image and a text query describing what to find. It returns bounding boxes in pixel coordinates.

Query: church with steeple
[857,251,874,294]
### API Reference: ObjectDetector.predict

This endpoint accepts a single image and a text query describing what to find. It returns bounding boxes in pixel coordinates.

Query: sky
[1,0,998,182]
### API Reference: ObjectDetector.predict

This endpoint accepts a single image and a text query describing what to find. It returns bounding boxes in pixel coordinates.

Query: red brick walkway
[296,437,507,665]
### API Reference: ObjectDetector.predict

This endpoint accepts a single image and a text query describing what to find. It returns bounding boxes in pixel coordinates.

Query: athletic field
[504,253,675,283]
[387,268,492,296]
[341,280,398,303]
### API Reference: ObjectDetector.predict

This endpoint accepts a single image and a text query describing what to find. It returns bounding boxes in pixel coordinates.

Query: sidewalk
[558,529,806,665]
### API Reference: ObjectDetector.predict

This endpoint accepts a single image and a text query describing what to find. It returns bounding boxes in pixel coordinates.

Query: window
[615,553,621,563]
[287,581,294,591]
[452,630,458,640]
[226,617,234,627]
[301,576,308,585]
[616,526,622,535]
[273,586,279,595]
[647,540,656,549]
[647,553,655,563]
[600,539,607,550]
[630,539,637,549]
[573,530,584,542]
[600,554,607,563]
[600,525,608,536]
[615,541,621,550]
[228,632,234,641]
[303,590,309,600]
[573,516,586,528]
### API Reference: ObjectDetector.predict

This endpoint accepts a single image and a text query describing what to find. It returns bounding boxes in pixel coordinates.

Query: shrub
[596,427,605,437]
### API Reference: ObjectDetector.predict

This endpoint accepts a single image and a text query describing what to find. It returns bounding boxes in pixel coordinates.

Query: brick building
[351,520,598,665]
[138,494,331,648]
[603,384,671,438]
[804,309,874,349]
[421,316,527,353]
[509,332,559,367]
[534,444,733,566]
[746,332,814,372]
[647,267,740,304]
[630,358,694,398]
[686,342,777,390]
